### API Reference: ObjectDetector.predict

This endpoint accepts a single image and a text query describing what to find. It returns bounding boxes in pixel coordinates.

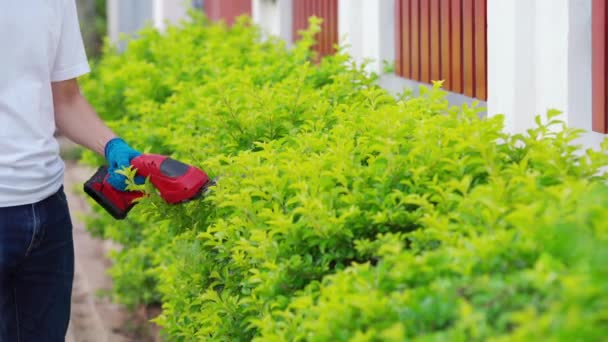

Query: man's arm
[52,78,117,156]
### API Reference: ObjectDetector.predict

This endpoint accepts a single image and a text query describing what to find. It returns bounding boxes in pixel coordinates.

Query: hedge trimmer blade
[180,177,218,203]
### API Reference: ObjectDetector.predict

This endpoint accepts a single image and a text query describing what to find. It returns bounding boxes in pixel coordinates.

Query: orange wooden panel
[592,0,607,133]
[411,0,421,80]
[326,1,333,55]
[203,0,220,21]
[302,0,307,38]
[300,0,305,38]
[320,0,327,55]
[326,0,332,55]
[307,0,312,35]
[393,0,486,99]
[450,0,463,93]
[232,0,252,25]
[420,0,431,83]
[402,0,412,78]
[320,0,330,56]
[305,0,309,29]
[292,0,338,58]
[292,1,297,40]
[474,0,487,100]
[322,0,328,55]
[317,0,324,56]
[462,0,475,97]
[430,0,441,83]
[302,0,308,38]
[440,0,452,89]
[330,0,338,54]
[204,0,251,26]
[395,0,403,76]
[304,0,307,27]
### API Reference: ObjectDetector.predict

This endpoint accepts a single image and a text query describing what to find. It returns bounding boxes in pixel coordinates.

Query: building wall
[106,0,605,150]
[337,0,603,149]
[339,0,485,107]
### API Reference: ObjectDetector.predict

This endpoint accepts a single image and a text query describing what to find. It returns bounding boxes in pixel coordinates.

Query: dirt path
[59,138,160,342]
[63,161,130,342]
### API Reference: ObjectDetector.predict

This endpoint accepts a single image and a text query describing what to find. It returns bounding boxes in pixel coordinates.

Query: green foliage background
[76,0,107,59]
[80,13,608,341]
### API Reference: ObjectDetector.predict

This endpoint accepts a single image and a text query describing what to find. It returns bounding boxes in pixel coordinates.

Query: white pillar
[488,0,538,133]
[533,0,569,126]
[567,0,605,147]
[338,0,395,74]
[252,0,293,46]
[153,0,192,32]
[107,0,120,45]
[106,0,154,49]
[487,0,603,148]
[338,0,363,62]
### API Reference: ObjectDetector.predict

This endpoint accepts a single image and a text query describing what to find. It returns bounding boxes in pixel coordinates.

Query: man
[0,1,140,340]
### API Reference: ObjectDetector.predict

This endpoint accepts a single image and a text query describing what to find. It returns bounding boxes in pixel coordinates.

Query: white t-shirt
[0,0,90,207]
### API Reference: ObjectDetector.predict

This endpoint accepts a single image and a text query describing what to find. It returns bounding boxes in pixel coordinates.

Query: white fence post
[487,0,536,133]
[338,0,394,75]
[567,0,605,147]
[487,0,602,148]
[252,0,293,46]
[107,0,120,45]
[107,0,154,49]
[153,0,192,32]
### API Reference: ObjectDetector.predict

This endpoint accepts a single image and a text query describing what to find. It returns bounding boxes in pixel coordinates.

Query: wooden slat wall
[395,0,403,76]
[411,0,421,80]
[451,0,463,93]
[474,0,487,100]
[593,0,607,133]
[292,0,339,58]
[395,0,487,100]
[430,0,441,83]
[204,0,252,26]
[420,0,430,84]
[440,1,451,90]
[402,0,412,78]
[462,0,474,97]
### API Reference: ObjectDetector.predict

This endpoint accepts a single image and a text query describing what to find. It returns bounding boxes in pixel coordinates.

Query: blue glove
[104,137,145,191]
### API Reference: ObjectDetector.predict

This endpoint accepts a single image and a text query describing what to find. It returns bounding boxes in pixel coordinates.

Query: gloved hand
[104,137,145,191]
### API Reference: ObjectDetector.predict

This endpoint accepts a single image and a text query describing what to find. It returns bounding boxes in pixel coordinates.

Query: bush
[80,13,608,341]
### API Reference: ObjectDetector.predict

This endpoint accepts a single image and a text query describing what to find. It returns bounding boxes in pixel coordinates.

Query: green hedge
[80,13,608,341]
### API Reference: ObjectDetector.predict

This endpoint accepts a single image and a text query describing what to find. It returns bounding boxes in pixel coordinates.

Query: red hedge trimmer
[84,154,214,219]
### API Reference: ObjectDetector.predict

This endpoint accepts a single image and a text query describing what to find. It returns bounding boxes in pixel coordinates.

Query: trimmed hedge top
[81,13,608,341]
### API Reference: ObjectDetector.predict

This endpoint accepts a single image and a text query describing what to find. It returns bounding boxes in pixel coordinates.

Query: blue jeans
[0,186,74,342]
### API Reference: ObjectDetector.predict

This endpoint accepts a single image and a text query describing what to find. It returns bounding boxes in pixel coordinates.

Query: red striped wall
[395,0,487,100]
[593,0,607,133]
[204,0,252,26]
[292,0,338,58]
